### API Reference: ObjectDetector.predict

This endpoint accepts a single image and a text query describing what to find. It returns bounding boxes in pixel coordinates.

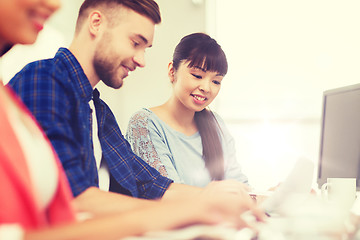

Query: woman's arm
[125,109,183,182]
[24,194,254,240]
[163,181,265,222]
[72,187,158,217]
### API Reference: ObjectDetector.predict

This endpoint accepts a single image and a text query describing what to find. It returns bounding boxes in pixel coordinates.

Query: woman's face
[170,60,224,113]
[0,0,60,46]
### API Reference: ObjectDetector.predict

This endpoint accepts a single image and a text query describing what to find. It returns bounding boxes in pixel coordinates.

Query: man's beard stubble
[93,31,123,89]
[93,53,123,89]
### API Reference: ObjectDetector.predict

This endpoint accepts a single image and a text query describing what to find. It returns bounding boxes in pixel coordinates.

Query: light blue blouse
[125,108,248,187]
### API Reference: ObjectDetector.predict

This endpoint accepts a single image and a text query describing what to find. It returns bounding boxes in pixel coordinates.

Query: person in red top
[0,0,265,240]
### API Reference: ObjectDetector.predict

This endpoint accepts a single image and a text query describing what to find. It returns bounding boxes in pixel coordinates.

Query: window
[208,0,360,190]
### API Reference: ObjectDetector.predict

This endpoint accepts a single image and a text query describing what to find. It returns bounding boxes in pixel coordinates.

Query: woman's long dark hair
[172,33,228,180]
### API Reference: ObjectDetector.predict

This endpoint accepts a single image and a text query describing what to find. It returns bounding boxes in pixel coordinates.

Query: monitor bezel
[317,83,360,190]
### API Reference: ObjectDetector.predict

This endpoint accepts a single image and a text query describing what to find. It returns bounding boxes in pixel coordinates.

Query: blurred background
[1,0,360,191]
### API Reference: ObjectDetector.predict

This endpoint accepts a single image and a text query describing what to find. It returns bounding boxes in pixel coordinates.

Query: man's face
[93,8,155,89]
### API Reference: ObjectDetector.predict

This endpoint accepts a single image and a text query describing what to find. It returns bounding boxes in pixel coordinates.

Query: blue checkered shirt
[8,48,173,198]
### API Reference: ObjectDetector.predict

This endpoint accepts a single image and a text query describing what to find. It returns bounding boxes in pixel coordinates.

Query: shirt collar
[55,48,94,102]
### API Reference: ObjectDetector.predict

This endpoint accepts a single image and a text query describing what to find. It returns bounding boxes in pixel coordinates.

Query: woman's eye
[191,74,202,79]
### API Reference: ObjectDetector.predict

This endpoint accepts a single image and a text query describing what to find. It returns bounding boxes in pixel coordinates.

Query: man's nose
[133,51,145,68]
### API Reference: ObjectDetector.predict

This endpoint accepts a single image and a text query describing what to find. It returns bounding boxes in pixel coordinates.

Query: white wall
[211,0,360,190]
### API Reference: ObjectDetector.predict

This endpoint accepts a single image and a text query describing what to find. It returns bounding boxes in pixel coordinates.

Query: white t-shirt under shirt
[125,108,249,187]
[89,99,109,191]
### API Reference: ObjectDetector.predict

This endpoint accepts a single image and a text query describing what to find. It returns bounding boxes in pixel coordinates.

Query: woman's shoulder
[128,108,153,125]
[128,107,166,128]
[130,108,152,118]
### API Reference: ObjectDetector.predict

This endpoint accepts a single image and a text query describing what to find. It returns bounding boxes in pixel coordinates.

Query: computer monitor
[318,83,360,190]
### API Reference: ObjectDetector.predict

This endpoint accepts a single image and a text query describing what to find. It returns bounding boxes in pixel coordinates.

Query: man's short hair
[75,0,161,32]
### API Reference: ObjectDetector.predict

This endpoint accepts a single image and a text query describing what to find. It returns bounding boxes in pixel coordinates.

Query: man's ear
[168,61,175,83]
[88,11,103,37]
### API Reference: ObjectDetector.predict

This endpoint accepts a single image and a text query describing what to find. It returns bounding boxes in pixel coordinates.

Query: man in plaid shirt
[8,0,263,221]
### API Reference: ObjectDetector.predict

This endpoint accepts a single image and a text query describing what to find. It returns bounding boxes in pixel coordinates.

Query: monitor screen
[318,83,360,189]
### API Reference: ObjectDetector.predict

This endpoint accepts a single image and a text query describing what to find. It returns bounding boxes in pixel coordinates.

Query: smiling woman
[0,0,60,48]
[126,32,249,187]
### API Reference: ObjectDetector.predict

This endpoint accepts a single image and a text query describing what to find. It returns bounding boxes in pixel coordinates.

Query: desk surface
[123,218,359,240]
[124,194,360,240]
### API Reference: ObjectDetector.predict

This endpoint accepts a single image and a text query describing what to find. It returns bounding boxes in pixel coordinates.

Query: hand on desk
[249,182,317,206]
[201,180,267,229]
[162,180,266,231]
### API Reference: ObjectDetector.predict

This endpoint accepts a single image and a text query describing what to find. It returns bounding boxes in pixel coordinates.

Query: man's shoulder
[10,58,57,81]
[19,57,54,73]
[7,59,77,104]
[13,48,74,79]
[9,57,73,89]
[7,58,50,90]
